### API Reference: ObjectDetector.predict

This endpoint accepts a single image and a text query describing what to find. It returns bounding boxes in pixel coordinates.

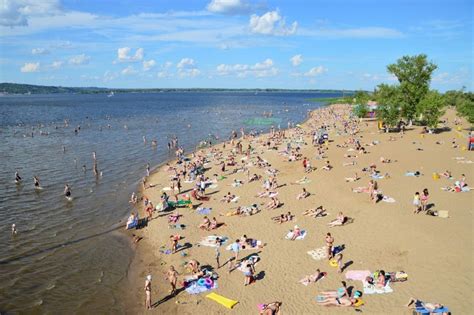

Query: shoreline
[125,104,472,314]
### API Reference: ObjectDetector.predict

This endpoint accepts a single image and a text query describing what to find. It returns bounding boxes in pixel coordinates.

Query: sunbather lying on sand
[345,173,360,182]
[221,192,236,203]
[259,301,282,315]
[328,212,347,227]
[322,160,333,170]
[265,196,281,210]
[299,269,326,285]
[406,298,448,315]
[296,188,310,200]
[303,206,327,218]
[272,212,294,224]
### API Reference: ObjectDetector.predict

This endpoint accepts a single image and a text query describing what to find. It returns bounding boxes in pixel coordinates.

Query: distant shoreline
[0,82,359,95]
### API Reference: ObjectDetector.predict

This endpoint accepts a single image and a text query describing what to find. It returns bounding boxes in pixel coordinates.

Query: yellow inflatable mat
[206,292,238,309]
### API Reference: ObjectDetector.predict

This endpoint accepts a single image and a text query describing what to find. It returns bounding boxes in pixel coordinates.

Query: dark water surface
[0,92,338,313]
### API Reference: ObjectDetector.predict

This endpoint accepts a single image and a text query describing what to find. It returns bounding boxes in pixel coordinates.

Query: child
[413,192,421,214]
[421,188,429,212]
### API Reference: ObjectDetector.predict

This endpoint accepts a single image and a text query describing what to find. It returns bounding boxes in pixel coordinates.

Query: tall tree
[417,90,445,129]
[375,84,402,128]
[387,54,437,121]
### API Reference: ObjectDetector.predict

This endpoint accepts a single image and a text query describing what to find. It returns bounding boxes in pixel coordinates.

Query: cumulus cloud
[207,0,250,15]
[103,70,118,82]
[116,47,144,63]
[216,58,278,78]
[32,48,50,55]
[176,58,200,77]
[121,65,137,75]
[20,62,40,72]
[290,54,303,66]
[51,60,63,69]
[143,59,156,71]
[68,54,90,65]
[249,10,297,36]
[0,0,60,27]
[304,66,327,77]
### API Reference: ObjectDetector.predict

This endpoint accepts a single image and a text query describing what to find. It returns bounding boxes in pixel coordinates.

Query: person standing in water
[15,172,22,184]
[144,275,152,310]
[64,184,71,199]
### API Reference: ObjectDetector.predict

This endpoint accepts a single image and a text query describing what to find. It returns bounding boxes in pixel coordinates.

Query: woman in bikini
[303,206,327,218]
[144,275,152,310]
[328,212,347,227]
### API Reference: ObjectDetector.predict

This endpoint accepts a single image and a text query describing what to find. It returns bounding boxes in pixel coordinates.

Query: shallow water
[0,91,337,313]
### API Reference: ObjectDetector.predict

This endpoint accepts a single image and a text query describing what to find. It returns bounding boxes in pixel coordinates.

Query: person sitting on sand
[290,225,302,241]
[328,212,347,227]
[209,217,226,230]
[405,298,448,315]
[259,301,282,315]
[126,213,138,230]
[376,270,386,289]
[199,216,211,230]
[303,206,327,218]
[187,259,200,274]
[221,192,236,203]
[299,269,325,285]
[296,188,310,200]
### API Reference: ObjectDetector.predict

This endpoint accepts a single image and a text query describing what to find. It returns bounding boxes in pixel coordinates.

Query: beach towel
[196,207,212,215]
[382,196,396,203]
[371,174,385,179]
[285,230,307,240]
[307,247,328,261]
[185,279,218,295]
[345,270,371,281]
[198,235,228,247]
[414,306,449,314]
[363,281,393,294]
[209,184,218,189]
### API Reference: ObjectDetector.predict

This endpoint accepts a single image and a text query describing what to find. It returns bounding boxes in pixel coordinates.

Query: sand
[123,104,472,314]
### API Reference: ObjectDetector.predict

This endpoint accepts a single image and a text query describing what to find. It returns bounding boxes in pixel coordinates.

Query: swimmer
[33,176,42,189]
[64,184,72,200]
[11,224,17,235]
[15,172,22,184]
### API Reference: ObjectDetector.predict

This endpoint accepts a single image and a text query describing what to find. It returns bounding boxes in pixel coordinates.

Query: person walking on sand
[228,239,241,273]
[165,266,179,295]
[325,233,334,260]
[144,275,152,310]
[215,237,222,269]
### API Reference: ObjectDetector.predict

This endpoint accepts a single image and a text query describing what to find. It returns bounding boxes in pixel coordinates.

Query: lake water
[0,91,339,313]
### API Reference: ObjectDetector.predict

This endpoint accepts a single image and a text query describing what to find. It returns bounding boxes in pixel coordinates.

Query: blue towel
[415,306,449,314]
[197,207,211,215]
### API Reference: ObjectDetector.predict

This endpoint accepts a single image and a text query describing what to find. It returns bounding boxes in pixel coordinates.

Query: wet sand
[125,104,472,314]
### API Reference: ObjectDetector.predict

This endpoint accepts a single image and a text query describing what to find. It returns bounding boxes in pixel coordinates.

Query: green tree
[375,84,402,128]
[353,91,371,105]
[387,54,437,121]
[417,91,445,129]
[353,104,369,118]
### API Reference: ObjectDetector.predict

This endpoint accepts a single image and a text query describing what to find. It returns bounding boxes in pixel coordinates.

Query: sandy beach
[124,104,472,314]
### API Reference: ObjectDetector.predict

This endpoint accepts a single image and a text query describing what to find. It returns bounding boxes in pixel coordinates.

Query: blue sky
[0,0,472,91]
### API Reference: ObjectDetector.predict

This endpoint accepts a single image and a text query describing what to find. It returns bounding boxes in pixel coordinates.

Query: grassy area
[306,96,352,104]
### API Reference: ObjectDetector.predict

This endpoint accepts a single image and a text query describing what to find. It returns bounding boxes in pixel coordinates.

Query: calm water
[0,92,337,313]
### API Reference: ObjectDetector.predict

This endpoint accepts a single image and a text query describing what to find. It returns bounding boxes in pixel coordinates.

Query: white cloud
[116,47,144,63]
[103,70,118,82]
[143,59,156,71]
[0,0,60,27]
[249,10,297,36]
[157,71,171,78]
[290,54,303,66]
[121,66,138,75]
[32,48,49,55]
[20,62,40,72]
[176,58,200,77]
[304,66,327,77]
[216,58,278,78]
[51,60,63,69]
[207,0,250,14]
[68,54,90,65]
[163,61,173,69]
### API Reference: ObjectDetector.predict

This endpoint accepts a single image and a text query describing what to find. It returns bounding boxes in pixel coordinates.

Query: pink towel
[345,270,371,281]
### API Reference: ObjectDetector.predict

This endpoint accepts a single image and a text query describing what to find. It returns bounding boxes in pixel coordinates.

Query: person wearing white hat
[145,275,152,310]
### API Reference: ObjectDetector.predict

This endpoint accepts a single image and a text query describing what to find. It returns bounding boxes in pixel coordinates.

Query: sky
[0,0,472,91]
